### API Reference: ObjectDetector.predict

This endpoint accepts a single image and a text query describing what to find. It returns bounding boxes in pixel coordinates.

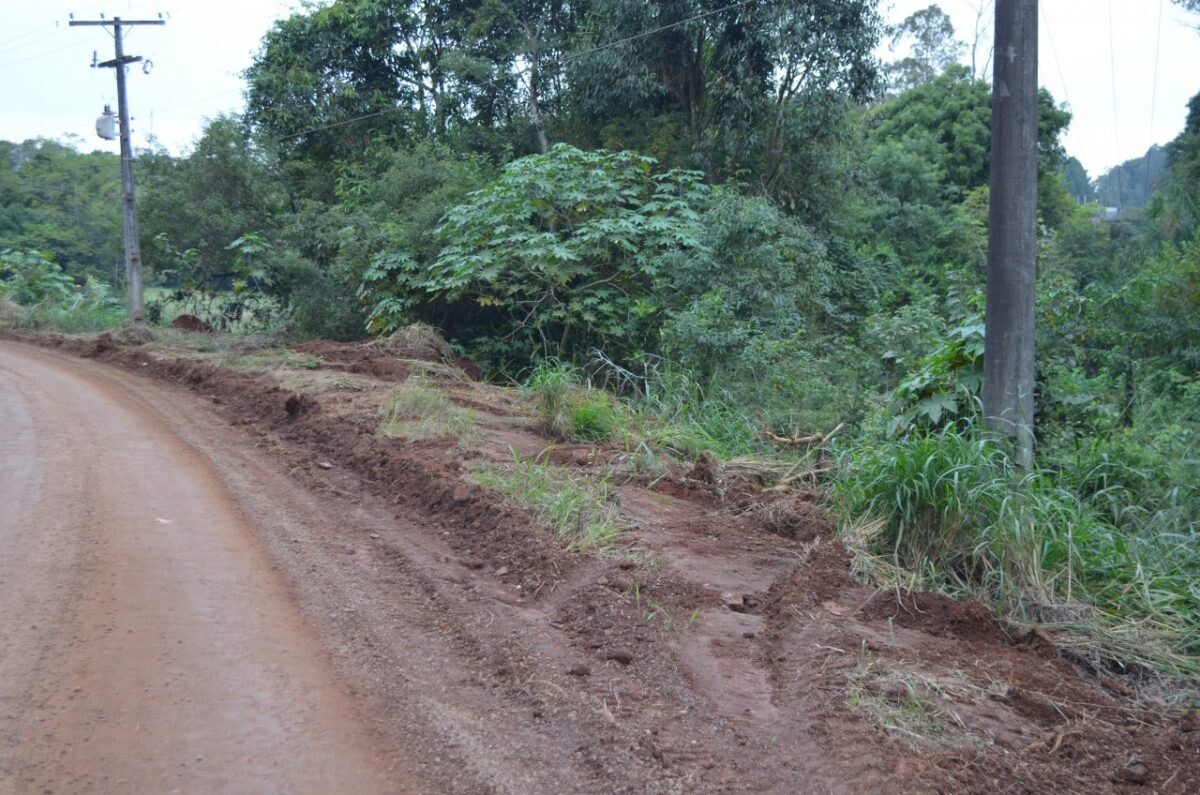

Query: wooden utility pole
[70,16,165,326]
[983,0,1038,467]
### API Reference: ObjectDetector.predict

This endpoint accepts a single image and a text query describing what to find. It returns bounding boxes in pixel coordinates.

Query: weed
[225,349,324,371]
[571,393,618,440]
[525,360,619,442]
[471,449,621,547]
[845,653,995,750]
[379,376,477,442]
[833,424,1200,677]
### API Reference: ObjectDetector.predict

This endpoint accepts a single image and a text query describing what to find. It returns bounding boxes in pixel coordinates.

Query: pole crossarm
[96,55,142,68]
[69,20,165,27]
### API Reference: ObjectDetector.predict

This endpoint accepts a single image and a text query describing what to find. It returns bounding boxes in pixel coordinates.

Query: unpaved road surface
[0,344,398,793]
[3,335,1198,795]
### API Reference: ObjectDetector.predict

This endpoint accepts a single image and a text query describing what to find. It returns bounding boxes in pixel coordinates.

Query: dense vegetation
[3,1,1199,679]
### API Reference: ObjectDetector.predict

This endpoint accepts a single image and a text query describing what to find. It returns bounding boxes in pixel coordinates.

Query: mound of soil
[171,314,214,333]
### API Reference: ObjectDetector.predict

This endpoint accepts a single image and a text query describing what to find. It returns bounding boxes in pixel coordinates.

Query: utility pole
[71,16,164,326]
[983,0,1038,468]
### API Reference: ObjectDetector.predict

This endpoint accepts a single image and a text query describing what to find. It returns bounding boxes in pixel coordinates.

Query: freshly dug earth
[2,330,1197,794]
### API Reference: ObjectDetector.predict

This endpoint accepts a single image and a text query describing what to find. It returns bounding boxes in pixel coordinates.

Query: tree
[867,66,1069,202]
[1060,156,1092,203]
[0,139,122,283]
[139,116,284,283]
[1157,91,1200,239]
[885,4,964,93]
[567,0,881,197]
[1094,145,1169,209]
[245,1,467,161]
[360,145,709,360]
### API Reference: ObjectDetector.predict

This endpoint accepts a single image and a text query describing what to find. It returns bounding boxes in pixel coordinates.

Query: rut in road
[0,345,403,793]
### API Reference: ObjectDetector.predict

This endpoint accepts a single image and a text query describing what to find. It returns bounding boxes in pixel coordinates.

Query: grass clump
[525,360,619,442]
[379,375,476,441]
[226,348,324,371]
[833,423,1200,678]
[472,450,621,548]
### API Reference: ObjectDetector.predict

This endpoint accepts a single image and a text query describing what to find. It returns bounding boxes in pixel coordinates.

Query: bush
[0,250,125,332]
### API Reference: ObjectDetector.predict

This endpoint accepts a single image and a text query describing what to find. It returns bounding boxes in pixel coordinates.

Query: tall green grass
[833,424,1200,677]
[525,360,619,442]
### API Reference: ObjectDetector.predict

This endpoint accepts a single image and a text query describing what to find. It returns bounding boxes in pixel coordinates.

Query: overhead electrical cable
[1147,0,1165,198]
[1107,0,1124,208]
[1038,1,1070,108]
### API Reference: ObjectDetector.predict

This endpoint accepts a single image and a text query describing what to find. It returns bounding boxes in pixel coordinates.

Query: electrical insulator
[95,104,117,140]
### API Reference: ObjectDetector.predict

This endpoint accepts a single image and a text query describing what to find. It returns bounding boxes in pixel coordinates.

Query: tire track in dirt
[0,345,404,793]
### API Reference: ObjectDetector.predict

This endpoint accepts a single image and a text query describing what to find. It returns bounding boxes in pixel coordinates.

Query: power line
[1038,2,1070,108]
[1107,0,1124,207]
[0,35,101,70]
[275,0,757,144]
[1146,0,1165,198]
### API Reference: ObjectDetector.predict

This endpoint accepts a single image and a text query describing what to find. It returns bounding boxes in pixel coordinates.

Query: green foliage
[659,194,835,377]
[0,249,74,305]
[365,145,708,360]
[0,249,124,332]
[888,317,985,434]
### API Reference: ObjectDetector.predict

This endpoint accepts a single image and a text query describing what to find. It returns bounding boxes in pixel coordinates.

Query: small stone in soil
[1117,757,1148,784]
[721,592,746,612]
[495,566,510,576]
[317,461,333,470]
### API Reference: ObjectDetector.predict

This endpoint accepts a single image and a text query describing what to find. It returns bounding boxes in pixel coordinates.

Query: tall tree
[885,4,965,93]
[567,0,881,195]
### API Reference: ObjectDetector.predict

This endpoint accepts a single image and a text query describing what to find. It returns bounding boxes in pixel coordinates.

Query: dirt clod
[171,314,214,333]
[1117,757,1149,784]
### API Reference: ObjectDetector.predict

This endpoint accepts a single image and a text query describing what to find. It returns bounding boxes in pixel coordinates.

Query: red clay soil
[170,313,214,333]
[5,330,1198,794]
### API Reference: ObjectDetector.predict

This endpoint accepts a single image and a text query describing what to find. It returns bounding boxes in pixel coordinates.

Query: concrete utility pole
[983,0,1038,468]
[71,16,165,326]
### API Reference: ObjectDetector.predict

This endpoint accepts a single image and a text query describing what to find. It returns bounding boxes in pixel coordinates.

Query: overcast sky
[1,0,1197,179]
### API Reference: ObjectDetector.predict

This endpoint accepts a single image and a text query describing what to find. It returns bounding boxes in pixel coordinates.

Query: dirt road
[3,335,1196,794]
[0,344,399,793]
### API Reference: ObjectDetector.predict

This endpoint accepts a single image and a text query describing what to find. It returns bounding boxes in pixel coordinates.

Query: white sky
[0,0,1197,179]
